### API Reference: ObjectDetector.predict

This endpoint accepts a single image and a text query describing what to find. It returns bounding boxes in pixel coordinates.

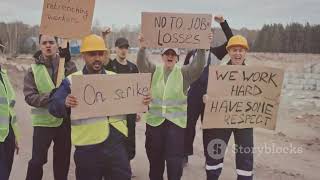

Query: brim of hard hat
[80,47,108,53]
[161,48,180,56]
[226,44,249,50]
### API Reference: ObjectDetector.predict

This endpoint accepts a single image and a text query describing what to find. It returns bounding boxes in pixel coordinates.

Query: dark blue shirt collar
[82,65,106,75]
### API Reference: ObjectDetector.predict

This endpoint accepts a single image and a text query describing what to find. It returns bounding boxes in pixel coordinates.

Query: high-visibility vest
[67,70,128,146]
[31,64,63,127]
[0,68,19,142]
[144,65,187,128]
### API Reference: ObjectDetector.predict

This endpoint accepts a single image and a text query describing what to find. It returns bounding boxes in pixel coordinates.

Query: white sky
[0,0,319,29]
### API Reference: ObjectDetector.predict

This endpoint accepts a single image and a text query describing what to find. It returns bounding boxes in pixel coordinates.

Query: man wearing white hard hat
[203,35,253,180]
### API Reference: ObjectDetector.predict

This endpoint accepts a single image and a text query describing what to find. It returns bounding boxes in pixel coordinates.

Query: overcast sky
[0,0,319,29]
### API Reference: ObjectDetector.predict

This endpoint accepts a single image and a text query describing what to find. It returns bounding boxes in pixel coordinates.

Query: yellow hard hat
[226,35,249,50]
[80,34,107,53]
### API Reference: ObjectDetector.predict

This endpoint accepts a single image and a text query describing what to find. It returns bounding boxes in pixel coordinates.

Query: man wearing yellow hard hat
[48,34,151,180]
[203,35,253,180]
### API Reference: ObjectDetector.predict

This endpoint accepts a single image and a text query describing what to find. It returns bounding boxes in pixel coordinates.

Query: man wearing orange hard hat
[203,35,253,180]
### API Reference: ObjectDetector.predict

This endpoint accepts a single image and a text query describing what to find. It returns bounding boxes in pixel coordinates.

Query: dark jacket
[23,51,77,108]
[185,20,233,120]
[104,59,139,74]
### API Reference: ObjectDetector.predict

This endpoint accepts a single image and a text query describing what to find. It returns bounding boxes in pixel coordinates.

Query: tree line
[0,22,39,55]
[0,21,319,55]
[252,23,320,53]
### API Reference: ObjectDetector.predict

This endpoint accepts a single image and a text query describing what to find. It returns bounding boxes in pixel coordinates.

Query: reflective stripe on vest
[31,64,63,127]
[0,68,19,142]
[0,97,15,108]
[67,70,128,146]
[71,116,107,126]
[151,98,187,106]
[0,97,7,104]
[144,65,187,128]
[0,116,8,124]
[0,115,17,126]
[148,109,187,120]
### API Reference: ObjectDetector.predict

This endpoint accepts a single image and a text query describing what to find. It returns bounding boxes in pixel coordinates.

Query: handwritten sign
[40,0,95,39]
[141,12,212,49]
[202,66,284,130]
[70,73,151,120]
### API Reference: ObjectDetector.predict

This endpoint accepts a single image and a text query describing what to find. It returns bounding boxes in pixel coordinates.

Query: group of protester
[0,15,253,180]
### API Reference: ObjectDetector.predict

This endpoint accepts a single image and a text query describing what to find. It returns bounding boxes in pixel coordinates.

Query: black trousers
[145,120,185,180]
[26,120,71,180]
[184,64,208,157]
[0,125,15,180]
[74,126,131,180]
[184,91,204,156]
[126,114,136,161]
[203,128,254,180]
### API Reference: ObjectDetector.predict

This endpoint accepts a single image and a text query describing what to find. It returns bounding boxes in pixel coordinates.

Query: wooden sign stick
[56,39,68,87]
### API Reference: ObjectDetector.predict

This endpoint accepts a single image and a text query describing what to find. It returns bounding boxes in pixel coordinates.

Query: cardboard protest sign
[203,66,284,130]
[70,73,151,120]
[40,0,95,39]
[141,12,212,49]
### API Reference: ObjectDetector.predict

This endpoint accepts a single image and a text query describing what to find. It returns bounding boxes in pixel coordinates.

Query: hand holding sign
[138,33,146,49]
[56,39,68,86]
[143,93,152,106]
[214,15,225,24]
[65,94,78,108]
[102,27,112,39]
[203,94,209,104]
[208,32,213,42]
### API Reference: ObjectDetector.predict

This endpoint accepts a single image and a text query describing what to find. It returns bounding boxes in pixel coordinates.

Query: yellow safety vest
[67,70,128,146]
[0,68,19,142]
[144,65,187,128]
[31,64,63,127]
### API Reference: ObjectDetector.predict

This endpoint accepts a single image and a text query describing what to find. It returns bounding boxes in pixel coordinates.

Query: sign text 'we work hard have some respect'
[203,66,284,130]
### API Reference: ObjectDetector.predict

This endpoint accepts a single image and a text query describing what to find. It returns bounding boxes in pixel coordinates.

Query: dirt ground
[1,52,320,180]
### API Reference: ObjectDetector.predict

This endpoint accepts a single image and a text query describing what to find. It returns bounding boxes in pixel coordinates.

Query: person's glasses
[41,41,55,45]
[87,51,105,57]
